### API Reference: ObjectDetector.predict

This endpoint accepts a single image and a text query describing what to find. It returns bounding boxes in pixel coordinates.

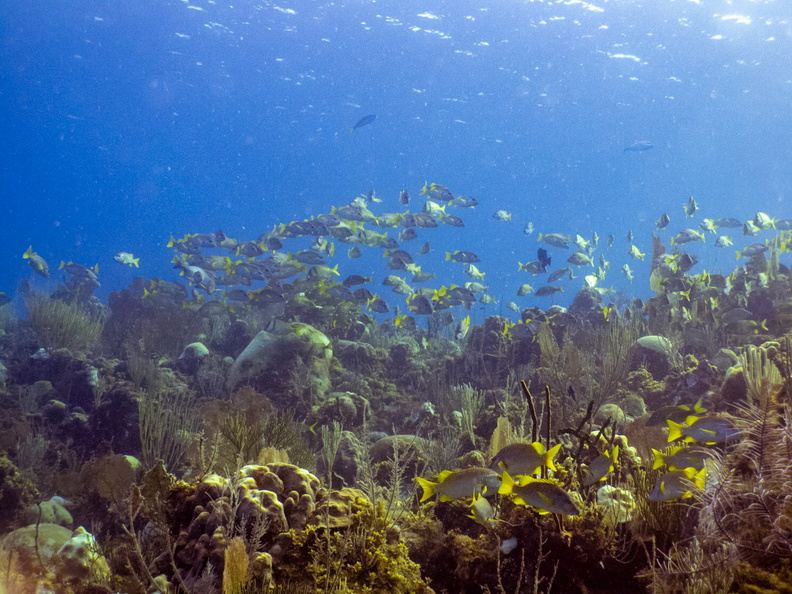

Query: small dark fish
[418,242,432,256]
[408,294,434,315]
[387,249,414,264]
[774,219,792,230]
[294,251,326,265]
[367,297,390,313]
[737,243,768,259]
[352,287,374,303]
[446,250,480,263]
[262,236,283,250]
[414,213,439,228]
[624,140,654,153]
[350,114,376,132]
[327,285,355,300]
[518,261,547,275]
[537,248,552,268]
[236,241,264,258]
[547,268,569,283]
[714,217,742,229]
[535,285,563,297]
[656,213,670,229]
[453,195,478,208]
[342,274,372,287]
[442,214,465,228]
[399,228,419,241]
[399,190,410,205]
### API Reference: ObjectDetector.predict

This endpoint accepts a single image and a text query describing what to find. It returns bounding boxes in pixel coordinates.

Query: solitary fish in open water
[350,114,376,132]
[624,140,653,153]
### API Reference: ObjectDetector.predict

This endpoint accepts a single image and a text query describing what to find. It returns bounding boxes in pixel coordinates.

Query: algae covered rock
[177,341,210,374]
[226,323,332,410]
[310,487,370,528]
[179,341,210,360]
[314,391,370,428]
[2,522,73,571]
[23,496,73,527]
[52,525,111,582]
[0,452,38,531]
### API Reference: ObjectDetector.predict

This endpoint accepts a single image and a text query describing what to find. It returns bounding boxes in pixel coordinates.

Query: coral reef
[1,221,791,593]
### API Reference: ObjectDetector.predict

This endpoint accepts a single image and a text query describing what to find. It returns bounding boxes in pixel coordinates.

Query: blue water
[2,0,790,322]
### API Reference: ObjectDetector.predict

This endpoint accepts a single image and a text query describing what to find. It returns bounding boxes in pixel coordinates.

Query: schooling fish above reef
[652,445,715,472]
[667,415,740,445]
[648,468,706,502]
[417,467,501,502]
[114,252,140,268]
[23,246,50,278]
[582,446,619,486]
[490,442,562,477]
[499,473,580,516]
[683,196,699,218]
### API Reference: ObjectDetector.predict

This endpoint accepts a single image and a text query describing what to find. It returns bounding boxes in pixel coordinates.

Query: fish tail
[692,467,707,490]
[23,246,32,259]
[667,420,684,442]
[498,471,516,496]
[545,443,562,472]
[651,449,666,470]
[133,258,140,268]
[416,477,436,502]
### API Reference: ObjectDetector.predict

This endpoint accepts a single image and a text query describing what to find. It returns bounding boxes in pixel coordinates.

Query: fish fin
[437,470,453,482]
[684,415,701,426]
[133,258,140,268]
[416,477,436,502]
[59,260,67,270]
[692,468,707,490]
[667,420,684,442]
[498,471,516,496]
[167,236,176,248]
[92,264,99,274]
[651,449,665,470]
[545,443,562,472]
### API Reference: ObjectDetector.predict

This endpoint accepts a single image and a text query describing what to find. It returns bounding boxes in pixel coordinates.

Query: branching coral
[25,295,104,353]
